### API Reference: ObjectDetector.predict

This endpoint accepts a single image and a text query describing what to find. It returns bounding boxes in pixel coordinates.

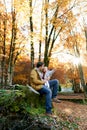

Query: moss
[0,85,45,114]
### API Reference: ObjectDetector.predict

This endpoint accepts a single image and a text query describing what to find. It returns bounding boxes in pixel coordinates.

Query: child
[42,67,55,88]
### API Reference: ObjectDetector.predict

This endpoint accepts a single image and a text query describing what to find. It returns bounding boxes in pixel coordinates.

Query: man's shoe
[45,113,57,118]
[52,98,61,103]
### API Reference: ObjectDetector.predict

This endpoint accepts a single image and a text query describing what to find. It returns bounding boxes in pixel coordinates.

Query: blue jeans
[49,79,59,98]
[38,79,59,113]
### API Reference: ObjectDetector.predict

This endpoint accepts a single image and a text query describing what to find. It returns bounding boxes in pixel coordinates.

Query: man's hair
[36,62,44,68]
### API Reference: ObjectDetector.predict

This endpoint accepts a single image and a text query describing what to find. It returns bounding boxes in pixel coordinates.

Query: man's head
[36,62,44,71]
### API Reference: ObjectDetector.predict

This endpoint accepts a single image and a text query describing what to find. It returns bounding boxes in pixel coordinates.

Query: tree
[29,0,34,68]
[83,21,87,51]
[63,29,87,96]
[0,0,27,86]
[0,1,7,86]
[43,0,76,66]
[38,0,44,62]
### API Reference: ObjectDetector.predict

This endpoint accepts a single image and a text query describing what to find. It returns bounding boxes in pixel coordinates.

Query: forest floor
[53,93,87,130]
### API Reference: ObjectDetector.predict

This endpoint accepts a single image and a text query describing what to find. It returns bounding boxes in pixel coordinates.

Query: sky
[1,0,11,12]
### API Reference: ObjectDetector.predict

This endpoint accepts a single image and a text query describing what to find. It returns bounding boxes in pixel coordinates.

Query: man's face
[39,64,44,72]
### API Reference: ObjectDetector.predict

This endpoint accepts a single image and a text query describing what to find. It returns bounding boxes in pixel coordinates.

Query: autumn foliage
[0,0,87,95]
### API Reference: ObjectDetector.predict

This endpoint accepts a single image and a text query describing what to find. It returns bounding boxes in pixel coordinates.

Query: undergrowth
[0,85,79,130]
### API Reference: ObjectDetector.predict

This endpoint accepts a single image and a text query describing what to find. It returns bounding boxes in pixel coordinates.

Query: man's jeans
[38,79,59,113]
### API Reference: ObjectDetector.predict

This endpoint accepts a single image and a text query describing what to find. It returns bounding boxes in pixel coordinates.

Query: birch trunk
[29,0,34,69]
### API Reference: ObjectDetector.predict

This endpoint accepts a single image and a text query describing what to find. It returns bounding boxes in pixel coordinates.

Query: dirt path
[53,100,87,130]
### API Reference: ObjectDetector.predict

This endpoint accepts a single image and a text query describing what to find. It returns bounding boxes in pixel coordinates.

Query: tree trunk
[8,5,17,86]
[78,63,87,97]
[0,14,1,86]
[1,16,7,87]
[84,26,87,51]
[39,40,41,61]
[38,0,44,62]
[44,4,59,66]
[44,0,49,66]
[29,0,34,69]
[73,39,87,97]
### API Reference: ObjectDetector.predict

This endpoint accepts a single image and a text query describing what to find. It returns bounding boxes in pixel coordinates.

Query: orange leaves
[13,74,27,84]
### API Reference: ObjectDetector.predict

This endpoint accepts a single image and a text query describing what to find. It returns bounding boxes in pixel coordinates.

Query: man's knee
[54,79,59,85]
[46,89,52,96]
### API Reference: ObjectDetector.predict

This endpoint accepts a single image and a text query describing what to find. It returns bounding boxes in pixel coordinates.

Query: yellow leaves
[50,1,76,32]
[65,33,84,52]
[14,0,29,25]
[43,3,49,11]
[57,0,71,8]
[66,11,74,20]
[51,17,61,28]
[0,3,5,13]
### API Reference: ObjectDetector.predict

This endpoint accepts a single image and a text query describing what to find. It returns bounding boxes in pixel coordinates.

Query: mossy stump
[0,85,45,114]
[14,84,45,108]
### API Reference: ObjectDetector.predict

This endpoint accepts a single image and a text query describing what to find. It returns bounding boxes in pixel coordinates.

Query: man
[30,62,60,117]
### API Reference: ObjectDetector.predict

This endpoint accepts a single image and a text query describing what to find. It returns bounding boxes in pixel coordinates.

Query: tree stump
[0,85,45,114]
[14,84,45,108]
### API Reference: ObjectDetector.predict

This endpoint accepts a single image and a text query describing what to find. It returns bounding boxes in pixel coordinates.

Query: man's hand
[42,79,48,84]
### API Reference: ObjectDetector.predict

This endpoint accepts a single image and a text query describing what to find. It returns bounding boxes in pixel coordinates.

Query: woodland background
[0,0,87,96]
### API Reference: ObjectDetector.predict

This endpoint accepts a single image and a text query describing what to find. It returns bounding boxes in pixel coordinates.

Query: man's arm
[30,70,45,85]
